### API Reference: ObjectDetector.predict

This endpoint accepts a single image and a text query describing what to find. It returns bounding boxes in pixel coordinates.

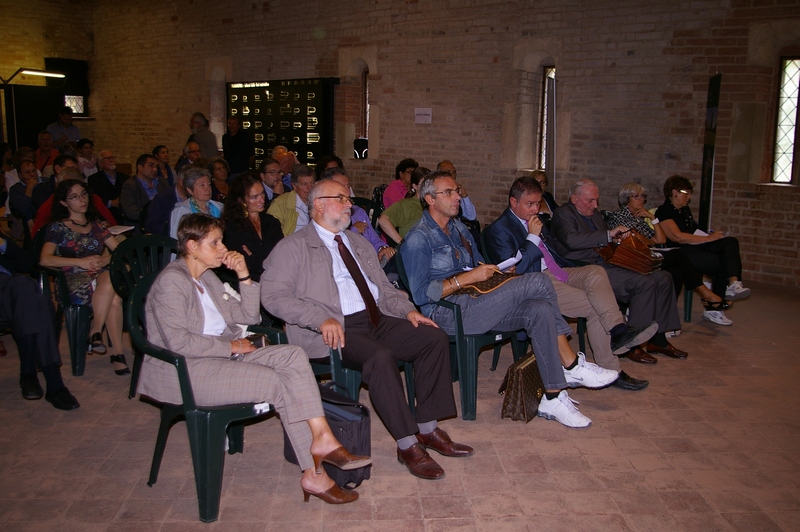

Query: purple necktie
[537,241,569,283]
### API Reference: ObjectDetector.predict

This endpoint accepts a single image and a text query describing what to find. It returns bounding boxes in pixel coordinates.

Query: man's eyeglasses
[630,193,647,200]
[317,195,354,205]
[678,189,691,195]
[432,188,459,198]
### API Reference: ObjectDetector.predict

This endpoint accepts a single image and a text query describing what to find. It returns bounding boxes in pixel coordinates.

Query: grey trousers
[183,345,323,471]
[430,272,572,390]
[602,266,681,333]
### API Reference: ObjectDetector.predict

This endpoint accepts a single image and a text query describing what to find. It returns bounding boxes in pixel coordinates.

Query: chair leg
[510,333,527,362]
[128,350,144,399]
[577,318,587,353]
[148,405,183,487]
[65,306,92,376]
[684,288,693,322]
[185,410,229,523]
[490,344,502,371]
[457,339,479,421]
[227,423,245,455]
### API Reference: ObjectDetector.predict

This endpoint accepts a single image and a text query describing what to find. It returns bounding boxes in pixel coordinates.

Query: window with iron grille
[772,58,800,184]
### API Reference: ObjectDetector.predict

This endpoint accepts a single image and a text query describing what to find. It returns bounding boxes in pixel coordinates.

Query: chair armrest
[246,324,287,345]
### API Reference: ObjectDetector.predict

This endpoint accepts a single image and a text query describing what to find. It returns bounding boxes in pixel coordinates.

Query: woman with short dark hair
[655,175,750,305]
[138,213,368,504]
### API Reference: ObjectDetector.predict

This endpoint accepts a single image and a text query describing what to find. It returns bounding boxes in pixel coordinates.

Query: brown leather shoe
[646,341,688,359]
[312,446,372,474]
[302,483,359,504]
[625,347,658,364]
[397,443,445,480]
[416,428,474,458]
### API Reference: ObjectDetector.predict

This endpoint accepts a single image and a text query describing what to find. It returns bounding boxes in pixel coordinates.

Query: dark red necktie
[334,235,380,327]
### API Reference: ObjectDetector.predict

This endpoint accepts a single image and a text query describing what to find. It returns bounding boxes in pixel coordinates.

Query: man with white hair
[552,178,688,361]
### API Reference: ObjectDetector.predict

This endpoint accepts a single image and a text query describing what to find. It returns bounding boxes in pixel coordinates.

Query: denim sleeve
[401,231,442,307]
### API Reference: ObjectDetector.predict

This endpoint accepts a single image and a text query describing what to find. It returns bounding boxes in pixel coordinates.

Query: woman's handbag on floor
[282,384,372,489]
[498,352,545,423]
[595,230,663,275]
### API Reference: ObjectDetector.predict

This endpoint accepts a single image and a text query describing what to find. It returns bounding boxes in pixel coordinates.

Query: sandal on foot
[110,354,130,376]
[89,332,107,355]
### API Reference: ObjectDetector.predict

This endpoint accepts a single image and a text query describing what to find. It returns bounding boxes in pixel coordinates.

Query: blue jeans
[429,272,571,390]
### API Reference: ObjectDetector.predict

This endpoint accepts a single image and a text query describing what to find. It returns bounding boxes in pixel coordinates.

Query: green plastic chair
[480,222,587,354]
[33,228,93,376]
[108,234,179,397]
[395,246,525,421]
[127,272,273,523]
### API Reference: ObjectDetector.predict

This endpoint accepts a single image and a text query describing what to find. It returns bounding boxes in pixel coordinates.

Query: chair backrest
[352,197,382,229]
[32,224,72,307]
[109,234,178,300]
[127,271,198,408]
[371,183,388,208]
[394,244,411,293]
[479,223,500,264]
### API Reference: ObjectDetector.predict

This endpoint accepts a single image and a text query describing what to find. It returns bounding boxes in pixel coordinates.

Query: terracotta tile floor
[1,281,798,531]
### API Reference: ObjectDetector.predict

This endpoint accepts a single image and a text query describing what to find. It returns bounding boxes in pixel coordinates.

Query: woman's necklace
[69,218,90,228]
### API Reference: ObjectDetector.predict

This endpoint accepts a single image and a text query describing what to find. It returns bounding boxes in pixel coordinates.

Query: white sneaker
[563,352,619,389]
[725,281,751,301]
[702,310,733,326]
[538,390,592,428]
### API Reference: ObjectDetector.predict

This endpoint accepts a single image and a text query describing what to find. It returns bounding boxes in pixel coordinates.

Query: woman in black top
[222,173,283,280]
[654,175,750,303]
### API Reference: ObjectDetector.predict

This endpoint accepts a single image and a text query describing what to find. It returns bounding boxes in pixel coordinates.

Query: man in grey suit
[261,179,474,481]
[551,178,688,360]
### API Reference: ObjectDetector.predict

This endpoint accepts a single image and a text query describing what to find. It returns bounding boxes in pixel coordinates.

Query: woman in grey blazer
[138,213,369,505]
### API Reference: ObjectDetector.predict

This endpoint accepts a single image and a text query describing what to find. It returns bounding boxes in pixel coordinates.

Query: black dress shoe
[45,387,80,410]
[646,341,688,359]
[625,347,658,364]
[612,371,649,391]
[611,322,658,355]
[20,374,44,400]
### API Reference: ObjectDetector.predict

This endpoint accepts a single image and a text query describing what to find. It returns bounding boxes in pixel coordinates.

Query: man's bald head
[308,180,352,233]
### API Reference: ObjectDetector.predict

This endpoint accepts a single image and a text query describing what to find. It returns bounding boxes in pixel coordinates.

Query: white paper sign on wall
[415,108,432,124]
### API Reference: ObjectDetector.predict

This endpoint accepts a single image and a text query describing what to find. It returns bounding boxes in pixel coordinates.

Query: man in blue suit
[484,175,655,390]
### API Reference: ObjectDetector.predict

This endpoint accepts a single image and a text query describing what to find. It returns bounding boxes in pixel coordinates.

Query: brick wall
[4,0,800,285]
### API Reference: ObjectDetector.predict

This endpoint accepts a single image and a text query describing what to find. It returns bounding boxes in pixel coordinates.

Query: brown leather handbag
[453,272,519,297]
[498,352,544,423]
[595,230,663,275]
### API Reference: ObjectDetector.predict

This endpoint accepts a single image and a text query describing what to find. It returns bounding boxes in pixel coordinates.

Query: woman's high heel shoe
[702,299,731,311]
[312,446,371,474]
[110,354,131,376]
[302,484,358,504]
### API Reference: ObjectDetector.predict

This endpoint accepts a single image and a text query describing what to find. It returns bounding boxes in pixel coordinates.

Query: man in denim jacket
[402,171,619,428]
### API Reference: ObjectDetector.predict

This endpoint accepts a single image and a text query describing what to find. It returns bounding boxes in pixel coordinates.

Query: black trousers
[342,311,455,440]
[0,275,62,374]
[660,249,703,297]
[680,237,743,298]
